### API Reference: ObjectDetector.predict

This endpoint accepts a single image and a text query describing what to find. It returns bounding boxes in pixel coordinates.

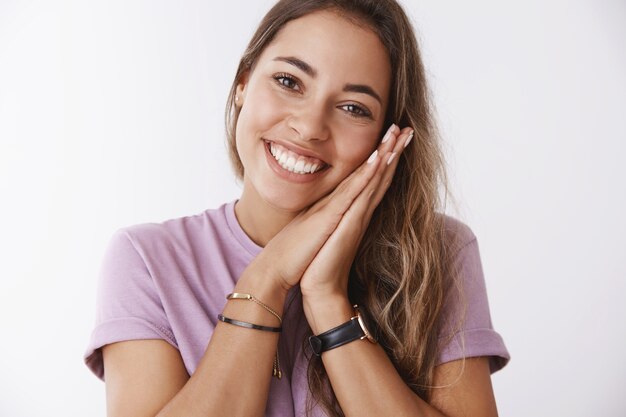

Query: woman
[84,1,510,416]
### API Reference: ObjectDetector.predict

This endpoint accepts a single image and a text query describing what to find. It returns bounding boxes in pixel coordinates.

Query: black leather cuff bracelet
[308,305,376,356]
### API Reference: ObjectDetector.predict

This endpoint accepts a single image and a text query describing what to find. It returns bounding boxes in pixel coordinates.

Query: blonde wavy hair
[224,1,467,415]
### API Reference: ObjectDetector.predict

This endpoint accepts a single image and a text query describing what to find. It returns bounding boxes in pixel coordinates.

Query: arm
[103,259,288,417]
[297,126,501,416]
[102,160,381,417]
[303,295,498,417]
[101,124,404,417]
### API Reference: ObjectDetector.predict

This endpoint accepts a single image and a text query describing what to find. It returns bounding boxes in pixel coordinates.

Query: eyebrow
[343,83,382,105]
[273,56,383,105]
[273,56,317,77]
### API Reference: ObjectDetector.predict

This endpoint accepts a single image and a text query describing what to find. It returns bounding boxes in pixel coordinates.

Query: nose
[287,101,330,142]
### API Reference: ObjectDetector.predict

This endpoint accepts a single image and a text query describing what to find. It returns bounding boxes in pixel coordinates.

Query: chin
[244,161,331,214]
[265,193,315,214]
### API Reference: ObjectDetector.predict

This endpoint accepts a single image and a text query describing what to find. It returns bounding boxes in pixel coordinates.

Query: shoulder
[435,214,485,295]
[438,213,478,256]
[111,203,232,258]
[121,209,213,245]
[434,215,511,373]
[97,209,215,289]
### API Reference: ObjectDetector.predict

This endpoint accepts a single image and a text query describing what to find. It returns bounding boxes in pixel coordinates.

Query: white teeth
[267,141,325,175]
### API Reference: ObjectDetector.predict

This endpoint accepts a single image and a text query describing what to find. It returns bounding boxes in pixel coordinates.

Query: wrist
[303,293,354,335]
[247,251,293,295]
[235,261,289,319]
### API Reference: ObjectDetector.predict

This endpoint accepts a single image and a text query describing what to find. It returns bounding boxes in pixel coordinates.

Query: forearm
[158,262,287,417]
[303,295,447,417]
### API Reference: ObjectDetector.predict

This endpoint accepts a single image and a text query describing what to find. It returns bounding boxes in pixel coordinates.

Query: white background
[1,0,625,416]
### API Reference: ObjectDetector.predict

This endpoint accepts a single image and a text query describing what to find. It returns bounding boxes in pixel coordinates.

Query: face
[235,10,391,213]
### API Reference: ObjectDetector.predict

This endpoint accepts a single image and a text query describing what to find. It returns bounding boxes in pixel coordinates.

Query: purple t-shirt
[84,199,509,416]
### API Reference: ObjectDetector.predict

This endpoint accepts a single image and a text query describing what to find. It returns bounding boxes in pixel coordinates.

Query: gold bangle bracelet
[226,292,282,324]
[223,293,283,379]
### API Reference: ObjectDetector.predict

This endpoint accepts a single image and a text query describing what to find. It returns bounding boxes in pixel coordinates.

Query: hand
[298,125,414,300]
[253,123,413,297]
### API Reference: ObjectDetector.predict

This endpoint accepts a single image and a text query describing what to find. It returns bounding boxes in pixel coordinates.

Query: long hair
[224,1,466,415]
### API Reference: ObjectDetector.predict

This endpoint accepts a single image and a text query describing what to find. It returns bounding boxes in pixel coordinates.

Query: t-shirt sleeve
[436,224,510,374]
[83,228,177,380]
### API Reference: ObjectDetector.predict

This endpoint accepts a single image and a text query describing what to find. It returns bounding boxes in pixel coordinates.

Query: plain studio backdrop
[1,0,625,416]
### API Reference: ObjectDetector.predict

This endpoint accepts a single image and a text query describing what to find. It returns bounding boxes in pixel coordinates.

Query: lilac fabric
[84,199,509,416]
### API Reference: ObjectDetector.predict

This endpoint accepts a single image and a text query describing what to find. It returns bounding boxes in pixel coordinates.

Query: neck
[234,181,300,248]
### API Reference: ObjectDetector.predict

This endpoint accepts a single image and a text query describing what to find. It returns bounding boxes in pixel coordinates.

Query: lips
[265,140,328,175]
[263,139,330,167]
[263,140,330,183]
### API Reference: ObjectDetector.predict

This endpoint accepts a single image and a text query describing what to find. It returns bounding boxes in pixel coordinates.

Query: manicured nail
[367,150,378,164]
[387,152,397,166]
[404,131,414,148]
[381,124,396,143]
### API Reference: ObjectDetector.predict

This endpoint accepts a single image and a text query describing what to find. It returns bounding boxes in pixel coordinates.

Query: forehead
[257,10,391,98]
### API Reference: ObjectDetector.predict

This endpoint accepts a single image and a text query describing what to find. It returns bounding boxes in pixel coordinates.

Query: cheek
[235,85,291,167]
[235,90,277,156]
[240,85,287,132]
[334,128,380,169]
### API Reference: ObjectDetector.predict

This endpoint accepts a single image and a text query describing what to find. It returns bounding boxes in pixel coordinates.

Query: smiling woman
[234,10,390,216]
[84,1,510,416]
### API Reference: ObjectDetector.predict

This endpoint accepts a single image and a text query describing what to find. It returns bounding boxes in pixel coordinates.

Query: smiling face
[235,10,391,214]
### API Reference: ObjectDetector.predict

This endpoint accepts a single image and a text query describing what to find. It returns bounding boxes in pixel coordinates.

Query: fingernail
[404,131,414,148]
[367,150,378,164]
[381,124,396,143]
[387,152,397,166]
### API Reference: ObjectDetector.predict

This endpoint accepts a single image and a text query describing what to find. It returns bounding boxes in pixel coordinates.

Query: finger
[370,128,414,205]
[268,125,406,288]
[286,126,406,284]
[325,123,399,198]
[357,126,412,198]
[304,123,400,217]
[339,127,413,230]
[310,147,381,222]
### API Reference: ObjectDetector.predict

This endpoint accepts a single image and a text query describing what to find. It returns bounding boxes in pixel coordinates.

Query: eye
[273,73,301,91]
[340,103,372,119]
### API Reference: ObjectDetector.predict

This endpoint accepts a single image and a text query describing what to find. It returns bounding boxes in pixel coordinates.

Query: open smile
[263,140,330,183]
